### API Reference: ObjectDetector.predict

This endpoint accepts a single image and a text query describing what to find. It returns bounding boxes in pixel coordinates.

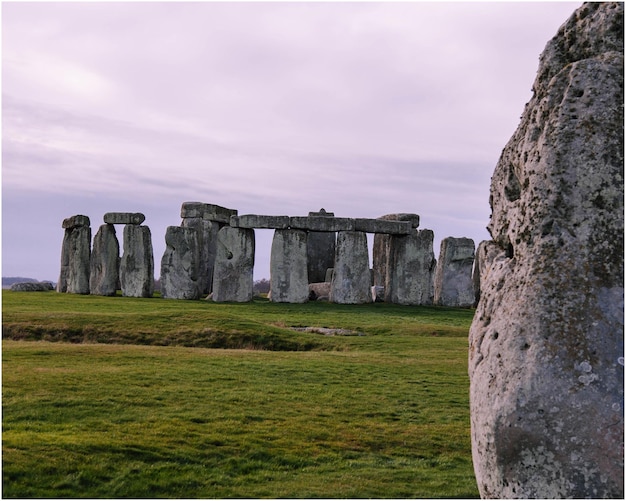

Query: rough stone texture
[307,210,336,284]
[330,231,372,304]
[372,213,421,286]
[308,282,331,301]
[230,214,290,229]
[181,217,222,294]
[120,225,154,298]
[354,218,412,235]
[211,226,255,302]
[385,229,436,305]
[270,229,309,303]
[433,237,475,307]
[11,281,54,291]
[371,285,384,303]
[180,202,237,222]
[103,212,145,225]
[89,224,120,296]
[57,218,91,294]
[469,3,624,498]
[290,216,355,232]
[472,240,502,307]
[160,226,200,300]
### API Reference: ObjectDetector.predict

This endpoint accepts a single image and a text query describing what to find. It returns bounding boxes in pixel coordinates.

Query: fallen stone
[433,237,475,307]
[11,281,54,291]
[103,212,145,225]
[469,3,624,498]
[308,282,331,301]
[89,224,120,296]
[160,226,200,300]
[120,225,154,298]
[211,226,255,302]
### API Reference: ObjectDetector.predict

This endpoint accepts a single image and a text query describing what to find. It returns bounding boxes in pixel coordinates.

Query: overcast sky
[2,1,580,282]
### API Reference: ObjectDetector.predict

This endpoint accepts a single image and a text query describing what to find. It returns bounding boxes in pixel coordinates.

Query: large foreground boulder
[469,3,624,498]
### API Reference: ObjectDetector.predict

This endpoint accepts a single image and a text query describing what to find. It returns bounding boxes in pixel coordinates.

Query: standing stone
[89,224,120,296]
[120,225,154,298]
[372,213,420,286]
[160,226,200,300]
[330,231,372,304]
[181,217,221,294]
[270,229,309,303]
[433,237,475,307]
[469,3,624,498]
[386,229,436,305]
[211,226,255,302]
[57,215,91,294]
[306,209,336,284]
[472,240,502,307]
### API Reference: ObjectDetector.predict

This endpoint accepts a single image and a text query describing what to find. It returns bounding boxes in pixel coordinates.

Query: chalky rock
[103,212,145,225]
[330,231,372,304]
[270,229,309,303]
[89,224,120,296]
[57,215,91,294]
[309,282,331,301]
[469,3,624,498]
[385,229,436,305]
[120,225,154,298]
[307,209,336,284]
[433,237,475,307]
[211,227,255,302]
[160,226,200,300]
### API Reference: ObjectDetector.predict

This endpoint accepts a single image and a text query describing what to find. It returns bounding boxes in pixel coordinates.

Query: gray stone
[371,285,385,302]
[181,217,222,294]
[231,214,290,229]
[354,218,412,235]
[180,202,237,223]
[324,268,334,283]
[377,213,420,228]
[469,3,624,498]
[120,225,154,298]
[211,226,255,302]
[270,229,309,303]
[58,218,91,294]
[385,229,436,305]
[330,231,372,304]
[62,214,90,229]
[103,212,145,225]
[89,224,120,296]
[433,237,475,307]
[306,209,336,285]
[308,282,331,301]
[472,240,502,307]
[372,213,421,286]
[290,216,355,232]
[160,226,201,300]
[11,281,54,291]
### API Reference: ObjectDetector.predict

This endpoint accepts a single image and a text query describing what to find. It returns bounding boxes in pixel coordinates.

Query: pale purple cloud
[2,1,581,281]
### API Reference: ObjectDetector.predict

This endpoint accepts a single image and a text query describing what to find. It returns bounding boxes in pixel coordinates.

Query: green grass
[2,291,479,498]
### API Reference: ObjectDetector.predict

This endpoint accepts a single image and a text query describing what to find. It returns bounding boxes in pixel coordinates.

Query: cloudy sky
[2,1,580,282]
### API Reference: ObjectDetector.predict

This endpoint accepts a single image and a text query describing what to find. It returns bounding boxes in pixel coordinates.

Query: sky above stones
[2,1,580,282]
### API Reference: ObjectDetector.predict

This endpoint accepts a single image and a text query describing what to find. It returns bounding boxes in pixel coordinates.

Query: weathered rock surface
[103,212,145,225]
[469,3,624,498]
[308,282,331,301]
[230,214,290,229]
[120,225,154,298]
[330,231,372,304]
[180,202,237,223]
[89,224,120,296]
[385,229,436,305]
[270,229,309,303]
[57,216,91,294]
[372,213,420,286]
[11,281,54,291]
[433,237,475,307]
[211,227,255,302]
[160,226,200,300]
[181,217,222,294]
[472,240,502,307]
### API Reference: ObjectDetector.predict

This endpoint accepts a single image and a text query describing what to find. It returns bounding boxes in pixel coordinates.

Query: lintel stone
[62,215,90,229]
[231,214,290,229]
[180,202,237,223]
[104,212,145,225]
[377,213,420,228]
[354,218,412,235]
[289,216,355,232]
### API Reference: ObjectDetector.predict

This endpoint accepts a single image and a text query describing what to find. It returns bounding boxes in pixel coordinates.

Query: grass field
[2,291,479,498]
